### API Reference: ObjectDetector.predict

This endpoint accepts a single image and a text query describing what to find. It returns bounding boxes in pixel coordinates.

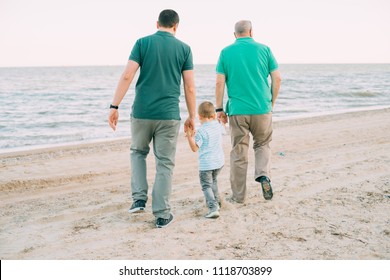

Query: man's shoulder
[221,42,237,52]
[134,33,155,45]
[173,37,191,50]
[138,32,159,41]
[221,40,267,53]
[254,41,270,50]
[137,33,191,49]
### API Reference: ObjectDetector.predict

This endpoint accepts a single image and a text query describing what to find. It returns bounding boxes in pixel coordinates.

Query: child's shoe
[205,210,220,219]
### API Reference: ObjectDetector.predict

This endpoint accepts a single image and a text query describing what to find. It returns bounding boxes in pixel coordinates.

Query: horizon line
[1,62,390,68]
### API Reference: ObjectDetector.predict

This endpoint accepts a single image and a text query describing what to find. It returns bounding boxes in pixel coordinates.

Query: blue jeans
[130,118,180,219]
[199,167,223,212]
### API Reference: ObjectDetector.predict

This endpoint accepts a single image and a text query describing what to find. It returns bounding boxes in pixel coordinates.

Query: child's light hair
[198,101,216,118]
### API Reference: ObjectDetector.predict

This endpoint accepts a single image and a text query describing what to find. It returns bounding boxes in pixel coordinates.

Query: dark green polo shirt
[129,31,193,120]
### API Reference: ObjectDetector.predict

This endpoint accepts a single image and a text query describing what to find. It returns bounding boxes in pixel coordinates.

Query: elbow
[216,80,225,91]
[275,77,282,88]
[122,71,133,81]
[273,72,282,84]
[272,76,282,89]
[273,74,282,84]
[185,85,196,95]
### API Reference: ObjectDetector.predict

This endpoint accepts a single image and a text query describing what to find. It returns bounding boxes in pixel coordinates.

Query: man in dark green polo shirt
[108,9,196,228]
[215,20,281,203]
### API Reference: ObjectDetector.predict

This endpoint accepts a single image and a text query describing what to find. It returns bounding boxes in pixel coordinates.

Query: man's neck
[236,35,251,39]
[158,27,175,35]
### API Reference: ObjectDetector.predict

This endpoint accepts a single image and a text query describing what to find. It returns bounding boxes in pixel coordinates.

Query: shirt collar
[156,30,174,37]
[236,37,253,42]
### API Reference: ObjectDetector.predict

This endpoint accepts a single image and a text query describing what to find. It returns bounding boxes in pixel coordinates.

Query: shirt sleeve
[129,39,142,65]
[194,129,203,148]
[182,47,194,71]
[268,47,278,73]
[216,51,225,75]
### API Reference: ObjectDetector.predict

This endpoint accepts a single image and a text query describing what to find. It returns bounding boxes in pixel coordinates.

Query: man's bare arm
[108,60,139,131]
[182,69,196,132]
[270,70,281,109]
[215,74,228,124]
[215,74,226,109]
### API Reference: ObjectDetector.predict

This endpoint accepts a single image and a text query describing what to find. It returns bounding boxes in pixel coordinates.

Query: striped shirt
[195,120,225,171]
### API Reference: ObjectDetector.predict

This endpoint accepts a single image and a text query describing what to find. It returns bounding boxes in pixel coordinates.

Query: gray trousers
[199,167,222,212]
[130,118,180,219]
[229,113,273,202]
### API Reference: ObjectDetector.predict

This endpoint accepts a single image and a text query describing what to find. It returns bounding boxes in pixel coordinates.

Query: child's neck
[200,117,216,124]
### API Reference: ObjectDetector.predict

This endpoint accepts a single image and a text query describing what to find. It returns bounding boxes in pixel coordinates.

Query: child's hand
[185,126,198,152]
[217,111,228,125]
[186,127,195,138]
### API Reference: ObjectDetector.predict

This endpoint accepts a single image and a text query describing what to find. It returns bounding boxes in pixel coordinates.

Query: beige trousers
[229,113,273,202]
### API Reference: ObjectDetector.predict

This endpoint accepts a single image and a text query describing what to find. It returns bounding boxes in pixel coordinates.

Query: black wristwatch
[215,108,224,112]
[110,104,119,109]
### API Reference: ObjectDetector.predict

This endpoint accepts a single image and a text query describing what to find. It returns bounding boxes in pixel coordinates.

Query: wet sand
[1,108,389,259]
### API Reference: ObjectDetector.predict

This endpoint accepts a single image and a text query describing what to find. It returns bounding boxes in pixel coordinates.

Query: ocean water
[0,64,389,151]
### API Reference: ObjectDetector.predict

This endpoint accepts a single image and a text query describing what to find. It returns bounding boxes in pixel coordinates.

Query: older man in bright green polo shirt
[215,20,281,203]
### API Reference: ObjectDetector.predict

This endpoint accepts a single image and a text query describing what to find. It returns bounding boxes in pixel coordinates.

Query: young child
[186,101,225,218]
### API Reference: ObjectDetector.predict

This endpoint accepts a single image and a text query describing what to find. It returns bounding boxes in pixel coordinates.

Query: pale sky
[1,0,389,67]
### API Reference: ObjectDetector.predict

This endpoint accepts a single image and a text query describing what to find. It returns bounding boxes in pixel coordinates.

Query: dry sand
[1,108,389,259]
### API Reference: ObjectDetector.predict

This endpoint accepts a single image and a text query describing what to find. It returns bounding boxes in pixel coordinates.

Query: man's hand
[184,117,196,134]
[217,111,228,125]
[108,109,119,131]
[185,126,195,138]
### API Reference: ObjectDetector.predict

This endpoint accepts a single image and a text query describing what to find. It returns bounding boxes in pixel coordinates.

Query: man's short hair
[198,101,216,119]
[235,20,252,34]
[158,9,180,28]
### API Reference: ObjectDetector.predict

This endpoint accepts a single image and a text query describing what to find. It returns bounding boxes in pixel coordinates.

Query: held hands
[184,118,199,152]
[184,116,196,136]
[217,111,228,125]
[185,126,195,138]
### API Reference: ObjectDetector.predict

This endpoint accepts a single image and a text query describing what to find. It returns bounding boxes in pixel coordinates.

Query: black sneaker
[128,200,146,213]
[156,214,174,228]
[256,176,273,200]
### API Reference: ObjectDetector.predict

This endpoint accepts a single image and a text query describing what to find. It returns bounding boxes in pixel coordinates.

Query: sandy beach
[1,108,389,260]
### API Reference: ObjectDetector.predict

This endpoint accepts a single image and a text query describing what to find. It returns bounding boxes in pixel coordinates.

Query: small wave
[342,90,381,98]
[38,111,50,115]
[84,87,106,91]
[350,91,381,98]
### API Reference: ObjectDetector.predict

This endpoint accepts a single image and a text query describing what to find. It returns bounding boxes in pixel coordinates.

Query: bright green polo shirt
[216,37,278,115]
[129,31,193,120]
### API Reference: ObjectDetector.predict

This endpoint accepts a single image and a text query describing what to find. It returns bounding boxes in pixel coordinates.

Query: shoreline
[1,107,389,259]
[1,105,389,156]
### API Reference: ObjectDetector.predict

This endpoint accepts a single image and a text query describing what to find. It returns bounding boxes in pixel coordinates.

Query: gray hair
[235,20,252,35]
